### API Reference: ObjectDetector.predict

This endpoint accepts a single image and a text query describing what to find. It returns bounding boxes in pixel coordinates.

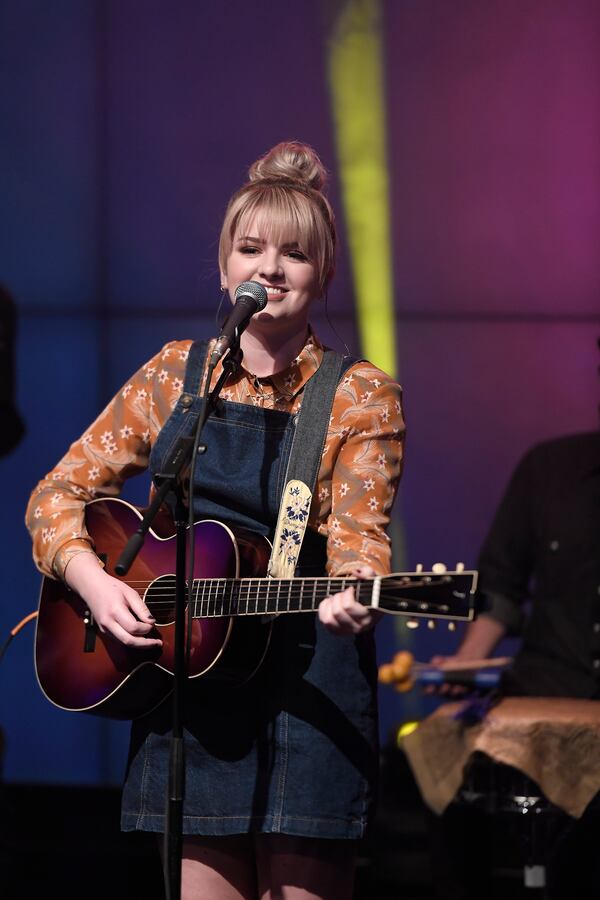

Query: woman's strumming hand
[64,552,162,648]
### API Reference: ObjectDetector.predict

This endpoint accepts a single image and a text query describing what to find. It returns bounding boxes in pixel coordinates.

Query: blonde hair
[218,142,337,295]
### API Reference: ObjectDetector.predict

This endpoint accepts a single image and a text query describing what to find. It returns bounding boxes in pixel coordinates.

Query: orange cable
[10,611,38,636]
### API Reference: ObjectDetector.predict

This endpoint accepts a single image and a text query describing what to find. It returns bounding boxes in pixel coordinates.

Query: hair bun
[248,141,328,192]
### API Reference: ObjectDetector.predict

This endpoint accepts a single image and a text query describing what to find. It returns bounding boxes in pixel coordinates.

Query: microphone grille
[235,281,268,310]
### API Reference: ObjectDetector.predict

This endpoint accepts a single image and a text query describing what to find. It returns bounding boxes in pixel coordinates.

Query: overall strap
[268,350,359,578]
[182,340,210,396]
[287,350,357,492]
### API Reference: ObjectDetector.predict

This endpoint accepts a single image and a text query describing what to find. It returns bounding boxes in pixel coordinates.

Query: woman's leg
[255,834,357,900]
[180,834,258,900]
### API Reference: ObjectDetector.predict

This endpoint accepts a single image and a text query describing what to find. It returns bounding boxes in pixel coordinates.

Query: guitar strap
[267,349,358,579]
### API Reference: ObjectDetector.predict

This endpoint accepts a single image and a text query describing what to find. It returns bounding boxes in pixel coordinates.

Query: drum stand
[456,752,572,896]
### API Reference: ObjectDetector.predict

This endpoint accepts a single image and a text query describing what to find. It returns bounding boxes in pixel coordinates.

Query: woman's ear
[220,271,228,291]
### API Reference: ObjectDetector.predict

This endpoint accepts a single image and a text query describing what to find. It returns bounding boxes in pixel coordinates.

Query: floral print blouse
[26,331,405,580]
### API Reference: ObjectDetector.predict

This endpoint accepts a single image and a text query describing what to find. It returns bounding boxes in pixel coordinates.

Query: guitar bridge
[83,608,97,653]
[80,549,106,652]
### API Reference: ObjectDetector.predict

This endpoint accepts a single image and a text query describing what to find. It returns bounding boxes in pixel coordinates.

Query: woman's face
[221,216,320,337]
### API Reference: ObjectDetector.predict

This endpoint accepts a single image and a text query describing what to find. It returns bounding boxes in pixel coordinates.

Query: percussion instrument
[402,697,600,820]
[402,697,600,891]
[378,650,511,692]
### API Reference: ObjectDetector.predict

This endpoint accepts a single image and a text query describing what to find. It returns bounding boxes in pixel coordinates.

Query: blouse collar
[222,329,326,401]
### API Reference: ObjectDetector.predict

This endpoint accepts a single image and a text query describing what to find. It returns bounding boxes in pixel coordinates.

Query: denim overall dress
[121,342,379,839]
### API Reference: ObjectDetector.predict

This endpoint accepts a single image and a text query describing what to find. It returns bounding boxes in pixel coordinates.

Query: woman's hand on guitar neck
[64,552,162,648]
[318,565,383,635]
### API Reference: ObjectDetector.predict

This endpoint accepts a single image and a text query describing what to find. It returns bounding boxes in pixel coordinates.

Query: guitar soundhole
[144,575,177,625]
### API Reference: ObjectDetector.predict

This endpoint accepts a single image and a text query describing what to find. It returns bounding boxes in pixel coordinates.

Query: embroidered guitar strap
[268,350,358,579]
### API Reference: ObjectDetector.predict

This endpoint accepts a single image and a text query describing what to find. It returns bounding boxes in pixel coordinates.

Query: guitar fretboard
[191,576,364,618]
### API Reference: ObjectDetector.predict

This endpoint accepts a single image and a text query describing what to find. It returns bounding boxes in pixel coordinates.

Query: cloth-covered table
[402,697,600,819]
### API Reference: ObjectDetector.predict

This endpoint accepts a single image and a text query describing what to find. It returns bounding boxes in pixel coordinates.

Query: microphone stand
[115,343,243,900]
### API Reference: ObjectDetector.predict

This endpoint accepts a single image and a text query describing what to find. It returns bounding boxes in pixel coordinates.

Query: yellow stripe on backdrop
[326,0,407,580]
[326,1,421,707]
[327,0,397,380]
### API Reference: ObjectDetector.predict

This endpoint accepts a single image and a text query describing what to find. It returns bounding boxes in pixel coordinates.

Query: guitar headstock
[377,563,478,624]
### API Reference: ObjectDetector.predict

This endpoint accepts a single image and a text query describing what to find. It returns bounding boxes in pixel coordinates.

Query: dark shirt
[477,432,600,698]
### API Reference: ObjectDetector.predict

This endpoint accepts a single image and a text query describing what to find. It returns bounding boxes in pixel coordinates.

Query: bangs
[234,190,321,259]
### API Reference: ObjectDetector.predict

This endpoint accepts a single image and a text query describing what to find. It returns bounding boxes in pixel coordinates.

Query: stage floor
[0,777,549,900]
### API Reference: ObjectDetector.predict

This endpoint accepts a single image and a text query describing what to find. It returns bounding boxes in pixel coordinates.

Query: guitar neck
[192,576,362,619]
[188,569,475,621]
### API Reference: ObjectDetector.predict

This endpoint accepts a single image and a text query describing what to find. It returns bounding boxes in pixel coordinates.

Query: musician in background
[0,283,25,458]
[430,410,600,898]
[25,141,404,900]
[436,427,600,698]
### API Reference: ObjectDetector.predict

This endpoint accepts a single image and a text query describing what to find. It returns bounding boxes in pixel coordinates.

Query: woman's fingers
[319,565,382,634]
[87,576,162,647]
[319,590,368,633]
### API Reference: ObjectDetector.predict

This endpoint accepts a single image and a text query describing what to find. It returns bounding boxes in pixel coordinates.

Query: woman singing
[27,141,405,899]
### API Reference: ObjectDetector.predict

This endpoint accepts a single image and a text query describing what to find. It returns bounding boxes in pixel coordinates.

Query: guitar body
[34,498,273,719]
[35,498,478,720]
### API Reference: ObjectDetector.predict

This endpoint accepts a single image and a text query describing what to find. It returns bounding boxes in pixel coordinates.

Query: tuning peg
[448,622,457,631]
[415,563,423,573]
[432,562,447,574]
[427,619,436,630]
[405,619,419,629]
[456,562,465,572]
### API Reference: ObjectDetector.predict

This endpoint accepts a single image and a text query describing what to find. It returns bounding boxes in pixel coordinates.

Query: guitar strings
[104,576,455,589]
[92,575,469,617]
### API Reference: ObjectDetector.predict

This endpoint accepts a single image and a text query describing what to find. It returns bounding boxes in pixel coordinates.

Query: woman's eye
[239,245,260,255]
[287,250,308,261]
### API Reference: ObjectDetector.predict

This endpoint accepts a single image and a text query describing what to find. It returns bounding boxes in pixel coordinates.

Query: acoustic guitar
[34,497,478,720]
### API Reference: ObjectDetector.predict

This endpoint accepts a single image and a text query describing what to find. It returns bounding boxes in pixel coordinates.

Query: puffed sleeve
[316,362,405,576]
[25,340,191,579]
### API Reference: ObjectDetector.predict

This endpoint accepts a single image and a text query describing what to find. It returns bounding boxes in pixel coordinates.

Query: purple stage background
[0,0,598,785]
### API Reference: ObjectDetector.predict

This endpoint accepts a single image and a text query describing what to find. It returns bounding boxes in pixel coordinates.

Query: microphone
[209,281,268,366]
